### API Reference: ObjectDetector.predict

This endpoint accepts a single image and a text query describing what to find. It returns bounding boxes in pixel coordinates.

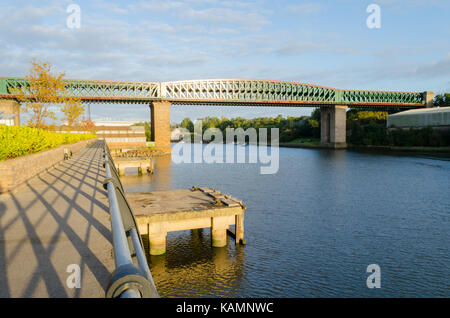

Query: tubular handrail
[102,141,159,298]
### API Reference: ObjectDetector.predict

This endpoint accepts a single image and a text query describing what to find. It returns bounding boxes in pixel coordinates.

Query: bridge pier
[424,91,434,108]
[150,101,171,151]
[320,105,347,149]
[0,100,20,125]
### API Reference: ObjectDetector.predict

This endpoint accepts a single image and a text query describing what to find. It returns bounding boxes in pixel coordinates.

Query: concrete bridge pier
[150,101,171,151]
[0,100,20,125]
[424,91,434,108]
[320,105,348,149]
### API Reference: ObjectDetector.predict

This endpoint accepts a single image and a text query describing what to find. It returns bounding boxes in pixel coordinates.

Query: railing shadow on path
[0,140,114,297]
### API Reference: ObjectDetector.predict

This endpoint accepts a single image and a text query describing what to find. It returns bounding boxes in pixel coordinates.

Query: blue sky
[0,0,449,123]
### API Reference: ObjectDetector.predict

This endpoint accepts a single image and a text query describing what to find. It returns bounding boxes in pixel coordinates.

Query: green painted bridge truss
[0,77,426,108]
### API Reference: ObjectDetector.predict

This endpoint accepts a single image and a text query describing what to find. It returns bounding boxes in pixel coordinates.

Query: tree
[13,59,84,128]
[434,93,450,107]
[144,122,152,141]
[310,108,321,122]
[80,119,95,131]
[180,117,194,133]
[61,97,84,126]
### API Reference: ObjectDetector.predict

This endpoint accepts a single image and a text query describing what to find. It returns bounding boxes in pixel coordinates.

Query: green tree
[13,59,84,128]
[311,108,321,122]
[144,122,151,141]
[180,117,194,132]
[434,93,450,107]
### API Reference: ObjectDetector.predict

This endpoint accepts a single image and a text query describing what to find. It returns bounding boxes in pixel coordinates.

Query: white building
[93,120,139,127]
[0,112,17,126]
[387,107,450,128]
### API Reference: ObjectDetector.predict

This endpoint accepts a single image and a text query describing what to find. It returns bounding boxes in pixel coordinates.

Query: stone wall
[0,138,97,193]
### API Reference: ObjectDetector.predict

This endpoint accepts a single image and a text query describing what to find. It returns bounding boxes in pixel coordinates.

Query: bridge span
[0,77,434,149]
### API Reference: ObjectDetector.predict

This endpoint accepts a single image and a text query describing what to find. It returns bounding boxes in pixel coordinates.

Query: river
[121,144,450,297]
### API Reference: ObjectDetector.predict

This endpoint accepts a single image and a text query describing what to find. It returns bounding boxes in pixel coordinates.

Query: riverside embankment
[0,140,114,297]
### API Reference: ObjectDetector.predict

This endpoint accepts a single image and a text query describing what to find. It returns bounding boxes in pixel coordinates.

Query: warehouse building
[387,107,450,130]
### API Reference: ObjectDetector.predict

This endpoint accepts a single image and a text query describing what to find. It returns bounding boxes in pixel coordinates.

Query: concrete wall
[0,138,96,193]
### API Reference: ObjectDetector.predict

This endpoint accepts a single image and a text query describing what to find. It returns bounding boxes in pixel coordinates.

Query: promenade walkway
[0,140,114,297]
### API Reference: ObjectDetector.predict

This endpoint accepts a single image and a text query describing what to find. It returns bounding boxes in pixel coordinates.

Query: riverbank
[279,142,450,154]
[172,139,450,154]
[0,140,113,297]
[348,144,450,154]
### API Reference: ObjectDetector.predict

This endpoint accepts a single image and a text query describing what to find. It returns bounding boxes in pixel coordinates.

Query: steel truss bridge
[0,77,428,109]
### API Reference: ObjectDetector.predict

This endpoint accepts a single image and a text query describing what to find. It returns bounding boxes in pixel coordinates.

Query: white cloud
[285,3,323,15]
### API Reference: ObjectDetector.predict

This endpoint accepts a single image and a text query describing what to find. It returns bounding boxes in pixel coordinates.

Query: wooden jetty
[126,187,246,255]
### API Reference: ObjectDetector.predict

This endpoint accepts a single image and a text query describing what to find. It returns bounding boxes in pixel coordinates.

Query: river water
[121,144,450,297]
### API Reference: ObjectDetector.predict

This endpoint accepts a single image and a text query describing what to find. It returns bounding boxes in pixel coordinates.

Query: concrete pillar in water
[150,101,171,151]
[211,216,228,247]
[320,107,331,144]
[148,222,167,255]
[320,105,347,149]
[149,234,166,255]
[235,213,244,245]
[0,100,20,126]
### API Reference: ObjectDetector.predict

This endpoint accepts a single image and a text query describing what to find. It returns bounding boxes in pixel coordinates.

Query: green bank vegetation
[0,126,96,161]
[347,110,450,147]
[434,93,450,107]
[176,94,450,148]
[178,112,321,143]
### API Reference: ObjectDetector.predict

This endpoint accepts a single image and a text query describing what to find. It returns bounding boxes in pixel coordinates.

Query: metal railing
[102,141,159,298]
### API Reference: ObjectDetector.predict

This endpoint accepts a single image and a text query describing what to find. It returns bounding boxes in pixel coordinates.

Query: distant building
[93,120,138,127]
[387,107,450,130]
[56,121,147,147]
[0,111,17,126]
[95,126,147,147]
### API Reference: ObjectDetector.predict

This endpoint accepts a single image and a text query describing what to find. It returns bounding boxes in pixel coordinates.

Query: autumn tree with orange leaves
[14,60,84,128]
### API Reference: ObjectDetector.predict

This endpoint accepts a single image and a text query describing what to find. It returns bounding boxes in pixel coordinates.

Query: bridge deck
[0,77,428,107]
[0,140,114,297]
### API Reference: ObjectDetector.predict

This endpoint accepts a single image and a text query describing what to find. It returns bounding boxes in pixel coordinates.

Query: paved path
[0,140,114,297]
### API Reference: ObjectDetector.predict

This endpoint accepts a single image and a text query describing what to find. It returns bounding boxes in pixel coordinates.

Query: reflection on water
[122,145,450,297]
[146,229,246,298]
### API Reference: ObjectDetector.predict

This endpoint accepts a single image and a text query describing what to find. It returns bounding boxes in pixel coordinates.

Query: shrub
[0,126,96,161]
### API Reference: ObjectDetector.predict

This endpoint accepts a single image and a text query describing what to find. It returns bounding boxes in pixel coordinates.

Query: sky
[0,0,449,123]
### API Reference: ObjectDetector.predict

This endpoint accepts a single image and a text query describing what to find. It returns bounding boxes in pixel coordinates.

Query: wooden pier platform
[126,187,246,255]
